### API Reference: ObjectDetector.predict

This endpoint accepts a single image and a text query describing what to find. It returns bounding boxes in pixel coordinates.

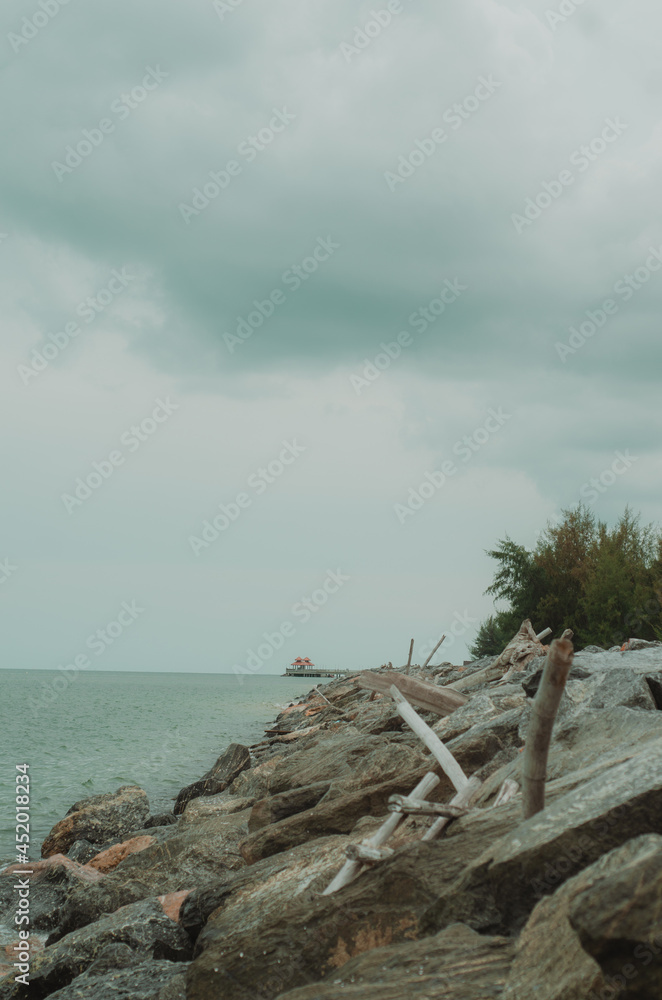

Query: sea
[0,669,315,868]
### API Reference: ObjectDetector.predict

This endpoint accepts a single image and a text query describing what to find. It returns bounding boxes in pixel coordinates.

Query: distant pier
[283,667,351,678]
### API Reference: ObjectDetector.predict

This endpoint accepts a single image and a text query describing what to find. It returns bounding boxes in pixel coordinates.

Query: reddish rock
[158,889,191,922]
[88,835,156,873]
[41,785,150,857]
[2,855,103,884]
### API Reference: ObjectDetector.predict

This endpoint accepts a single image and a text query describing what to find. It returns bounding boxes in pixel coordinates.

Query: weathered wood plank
[357,671,468,716]
[423,635,446,670]
[345,843,394,862]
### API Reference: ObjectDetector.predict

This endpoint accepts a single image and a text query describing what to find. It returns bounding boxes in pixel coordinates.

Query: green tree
[470,505,662,657]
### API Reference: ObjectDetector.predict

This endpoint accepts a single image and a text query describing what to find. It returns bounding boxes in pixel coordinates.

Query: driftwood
[389,685,468,793]
[345,843,394,862]
[522,638,574,819]
[422,635,446,670]
[421,775,482,841]
[387,795,468,818]
[323,770,440,895]
[492,778,519,808]
[357,671,468,716]
[451,619,551,692]
[405,638,414,675]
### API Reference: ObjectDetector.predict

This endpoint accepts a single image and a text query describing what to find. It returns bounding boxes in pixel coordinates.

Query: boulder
[174,743,251,815]
[180,833,357,942]
[274,922,515,1000]
[41,786,150,857]
[181,794,256,824]
[46,959,187,999]
[66,841,105,865]
[238,769,448,865]
[187,804,521,999]
[87,835,156,873]
[568,834,662,999]
[421,740,662,937]
[248,782,331,832]
[49,810,251,941]
[0,898,191,1000]
[145,813,178,829]
[0,857,102,933]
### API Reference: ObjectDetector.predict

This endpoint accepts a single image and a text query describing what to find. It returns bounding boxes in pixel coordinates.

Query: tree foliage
[470,505,662,657]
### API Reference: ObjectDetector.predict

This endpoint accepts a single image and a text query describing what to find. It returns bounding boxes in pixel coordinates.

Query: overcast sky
[1,0,660,676]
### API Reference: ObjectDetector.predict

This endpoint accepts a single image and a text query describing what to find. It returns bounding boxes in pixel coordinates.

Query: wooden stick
[323,771,440,895]
[522,638,574,819]
[405,638,414,676]
[345,844,394,862]
[421,775,481,841]
[492,778,519,808]
[389,685,468,793]
[536,628,552,642]
[561,628,573,640]
[423,635,446,670]
[387,795,468,817]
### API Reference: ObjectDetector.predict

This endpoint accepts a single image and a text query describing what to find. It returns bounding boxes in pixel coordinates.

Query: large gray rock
[274,922,515,1000]
[503,834,662,1000]
[41,786,150,857]
[248,782,331,832]
[46,947,187,999]
[49,810,250,941]
[569,835,662,999]
[421,740,662,937]
[174,743,251,815]
[0,857,102,934]
[186,803,521,1000]
[0,899,191,1000]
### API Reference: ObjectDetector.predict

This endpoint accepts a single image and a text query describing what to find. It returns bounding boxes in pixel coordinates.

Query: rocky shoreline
[3,639,662,999]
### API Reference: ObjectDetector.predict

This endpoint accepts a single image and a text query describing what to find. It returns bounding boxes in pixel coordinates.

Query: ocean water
[0,669,315,867]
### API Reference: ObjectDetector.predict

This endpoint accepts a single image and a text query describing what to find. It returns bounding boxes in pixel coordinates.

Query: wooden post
[389,685,468,793]
[405,638,414,675]
[522,638,573,819]
[387,795,468,818]
[423,635,446,670]
[421,775,481,841]
[536,627,552,642]
[323,771,440,895]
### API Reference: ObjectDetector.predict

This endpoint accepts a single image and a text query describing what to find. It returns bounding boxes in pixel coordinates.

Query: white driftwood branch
[387,795,468,818]
[345,843,394,862]
[421,775,482,841]
[389,685,468,793]
[323,770,440,895]
[491,778,519,808]
[536,628,552,642]
[522,638,574,819]
[422,635,446,670]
